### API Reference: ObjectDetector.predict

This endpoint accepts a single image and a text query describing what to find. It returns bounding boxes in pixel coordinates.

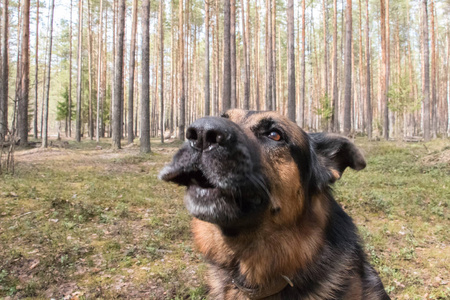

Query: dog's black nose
[186,117,232,152]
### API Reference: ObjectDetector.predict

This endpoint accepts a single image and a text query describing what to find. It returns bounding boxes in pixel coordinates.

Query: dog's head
[159,109,366,232]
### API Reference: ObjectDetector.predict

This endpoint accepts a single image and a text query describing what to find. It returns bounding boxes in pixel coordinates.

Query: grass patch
[1,137,449,299]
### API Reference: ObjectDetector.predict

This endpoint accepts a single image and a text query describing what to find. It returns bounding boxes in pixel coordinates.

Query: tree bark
[127,0,137,144]
[222,0,231,112]
[343,0,352,135]
[18,0,30,146]
[422,0,430,141]
[265,0,273,111]
[159,0,164,143]
[204,0,210,115]
[298,0,306,126]
[75,0,83,142]
[140,0,150,152]
[96,0,103,142]
[331,0,338,132]
[323,0,328,97]
[0,0,9,140]
[87,0,93,139]
[42,0,55,148]
[271,0,277,111]
[112,0,125,149]
[33,0,39,139]
[178,0,186,140]
[230,0,236,108]
[287,0,295,121]
[365,0,372,139]
[430,0,436,138]
[241,0,250,110]
[68,0,73,137]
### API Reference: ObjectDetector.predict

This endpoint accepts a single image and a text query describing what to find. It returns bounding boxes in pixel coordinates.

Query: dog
[160,109,390,300]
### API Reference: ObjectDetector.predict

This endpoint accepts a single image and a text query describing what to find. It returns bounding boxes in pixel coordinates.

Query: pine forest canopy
[0,0,449,152]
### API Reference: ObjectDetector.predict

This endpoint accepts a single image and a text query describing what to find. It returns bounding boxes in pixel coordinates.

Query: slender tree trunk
[241,0,250,110]
[287,0,295,121]
[230,0,236,108]
[255,0,261,110]
[422,0,430,141]
[18,0,30,146]
[178,0,186,140]
[42,0,54,148]
[112,0,125,149]
[159,0,164,143]
[96,0,103,142]
[358,0,364,133]
[265,0,273,111]
[204,0,210,115]
[271,0,277,111]
[343,0,352,135]
[298,0,306,126]
[430,0,436,138]
[365,0,372,139]
[140,0,150,152]
[0,0,9,140]
[380,0,388,139]
[331,0,338,132]
[76,0,83,142]
[87,0,93,139]
[68,0,73,137]
[126,0,137,143]
[323,0,328,97]
[33,0,39,139]
[222,0,231,111]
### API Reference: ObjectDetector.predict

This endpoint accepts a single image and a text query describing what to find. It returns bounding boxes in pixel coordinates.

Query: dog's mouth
[160,162,268,228]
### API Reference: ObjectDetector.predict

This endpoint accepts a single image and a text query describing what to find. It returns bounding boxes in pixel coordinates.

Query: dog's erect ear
[309,133,366,182]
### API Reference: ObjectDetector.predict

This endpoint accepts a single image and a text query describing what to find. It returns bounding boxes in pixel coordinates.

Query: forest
[0,0,449,299]
[0,0,449,152]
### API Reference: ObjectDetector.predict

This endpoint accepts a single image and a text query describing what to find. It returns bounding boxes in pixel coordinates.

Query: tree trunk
[0,0,9,141]
[87,0,93,139]
[241,0,249,109]
[298,0,306,126]
[96,0,103,142]
[159,0,164,143]
[33,0,39,139]
[68,0,73,137]
[140,0,150,152]
[287,0,295,121]
[222,0,231,112]
[265,0,273,111]
[365,0,372,139]
[343,0,352,135]
[18,0,30,146]
[178,0,186,140]
[230,0,236,108]
[127,0,137,143]
[42,0,54,148]
[112,0,125,149]
[422,0,430,141]
[204,0,210,115]
[331,0,338,132]
[430,0,436,138]
[323,0,328,97]
[75,0,83,142]
[271,0,277,111]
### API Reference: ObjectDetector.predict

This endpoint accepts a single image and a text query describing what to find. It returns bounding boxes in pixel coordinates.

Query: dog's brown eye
[268,131,282,141]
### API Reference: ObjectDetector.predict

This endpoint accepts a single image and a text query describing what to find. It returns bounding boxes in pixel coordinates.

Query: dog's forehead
[225,109,306,144]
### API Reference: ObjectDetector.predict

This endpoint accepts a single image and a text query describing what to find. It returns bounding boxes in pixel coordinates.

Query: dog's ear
[309,133,366,183]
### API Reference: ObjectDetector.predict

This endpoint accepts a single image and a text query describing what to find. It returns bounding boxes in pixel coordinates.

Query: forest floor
[0,136,449,299]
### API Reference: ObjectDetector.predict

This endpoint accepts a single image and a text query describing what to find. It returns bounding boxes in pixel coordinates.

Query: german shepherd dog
[160,109,390,300]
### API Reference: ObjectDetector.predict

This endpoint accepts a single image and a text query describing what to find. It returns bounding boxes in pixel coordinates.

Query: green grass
[1,137,449,299]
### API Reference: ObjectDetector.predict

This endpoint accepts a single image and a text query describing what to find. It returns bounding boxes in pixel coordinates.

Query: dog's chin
[184,183,267,229]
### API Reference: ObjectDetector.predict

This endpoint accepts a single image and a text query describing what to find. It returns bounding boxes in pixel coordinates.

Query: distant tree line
[0,0,449,154]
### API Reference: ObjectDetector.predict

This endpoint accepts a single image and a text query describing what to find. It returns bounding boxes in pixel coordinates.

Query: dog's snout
[186,117,232,152]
